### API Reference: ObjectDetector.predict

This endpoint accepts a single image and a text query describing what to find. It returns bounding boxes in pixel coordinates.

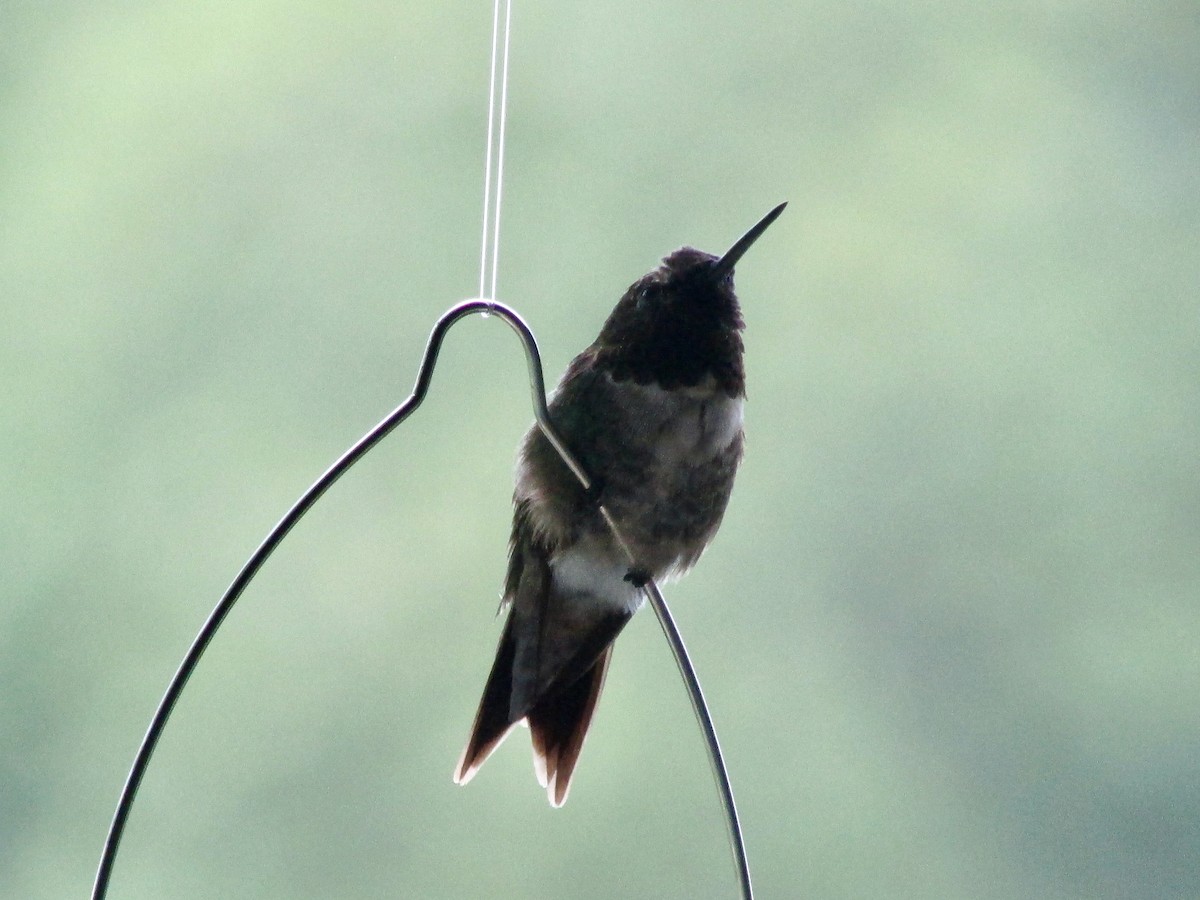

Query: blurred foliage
[2,1,1198,898]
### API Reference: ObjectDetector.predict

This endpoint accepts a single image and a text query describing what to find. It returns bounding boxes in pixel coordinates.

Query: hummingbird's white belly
[551,536,644,615]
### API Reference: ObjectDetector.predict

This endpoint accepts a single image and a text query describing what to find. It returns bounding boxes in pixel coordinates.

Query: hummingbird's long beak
[711,201,787,279]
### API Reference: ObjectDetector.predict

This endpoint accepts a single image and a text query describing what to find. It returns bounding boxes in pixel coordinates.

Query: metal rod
[93,299,752,900]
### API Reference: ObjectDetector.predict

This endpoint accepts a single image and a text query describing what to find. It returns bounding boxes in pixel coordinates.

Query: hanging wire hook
[91,298,753,900]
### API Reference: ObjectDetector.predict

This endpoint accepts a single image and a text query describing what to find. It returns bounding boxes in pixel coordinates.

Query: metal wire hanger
[92,2,754,897]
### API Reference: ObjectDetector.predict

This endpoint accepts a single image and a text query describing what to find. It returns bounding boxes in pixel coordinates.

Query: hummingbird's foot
[624,568,652,588]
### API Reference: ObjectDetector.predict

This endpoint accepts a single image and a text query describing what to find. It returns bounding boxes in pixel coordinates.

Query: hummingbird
[453,203,786,806]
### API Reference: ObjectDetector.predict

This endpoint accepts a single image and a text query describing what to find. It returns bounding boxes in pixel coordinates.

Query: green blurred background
[3,1,1197,897]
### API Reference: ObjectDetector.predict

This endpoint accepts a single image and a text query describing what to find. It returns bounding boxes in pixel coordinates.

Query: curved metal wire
[92,299,752,900]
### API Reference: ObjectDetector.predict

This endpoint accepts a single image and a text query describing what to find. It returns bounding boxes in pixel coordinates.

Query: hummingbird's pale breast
[515,366,744,584]
[621,377,744,473]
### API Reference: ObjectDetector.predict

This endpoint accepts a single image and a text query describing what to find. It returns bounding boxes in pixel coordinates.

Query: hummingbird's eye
[635,284,658,309]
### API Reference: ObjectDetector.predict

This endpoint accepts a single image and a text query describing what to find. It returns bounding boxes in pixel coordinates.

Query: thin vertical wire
[479,0,513,303]
[488,0,513,301]
[478,0,501,300]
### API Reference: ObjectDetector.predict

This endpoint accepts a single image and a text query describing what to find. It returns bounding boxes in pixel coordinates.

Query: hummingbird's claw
[623,568,651,588]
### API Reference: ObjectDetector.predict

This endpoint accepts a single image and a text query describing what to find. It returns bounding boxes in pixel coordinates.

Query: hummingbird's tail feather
[454,591,633,803]
[529,645,614,808]
[456,512,636,803]
[453,615,521,787]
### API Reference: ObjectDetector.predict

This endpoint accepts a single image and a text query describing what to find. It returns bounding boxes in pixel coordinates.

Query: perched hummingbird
[454,203,786,806]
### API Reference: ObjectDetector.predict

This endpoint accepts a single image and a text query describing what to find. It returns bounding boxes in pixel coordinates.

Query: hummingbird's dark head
[593,203,786,397]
